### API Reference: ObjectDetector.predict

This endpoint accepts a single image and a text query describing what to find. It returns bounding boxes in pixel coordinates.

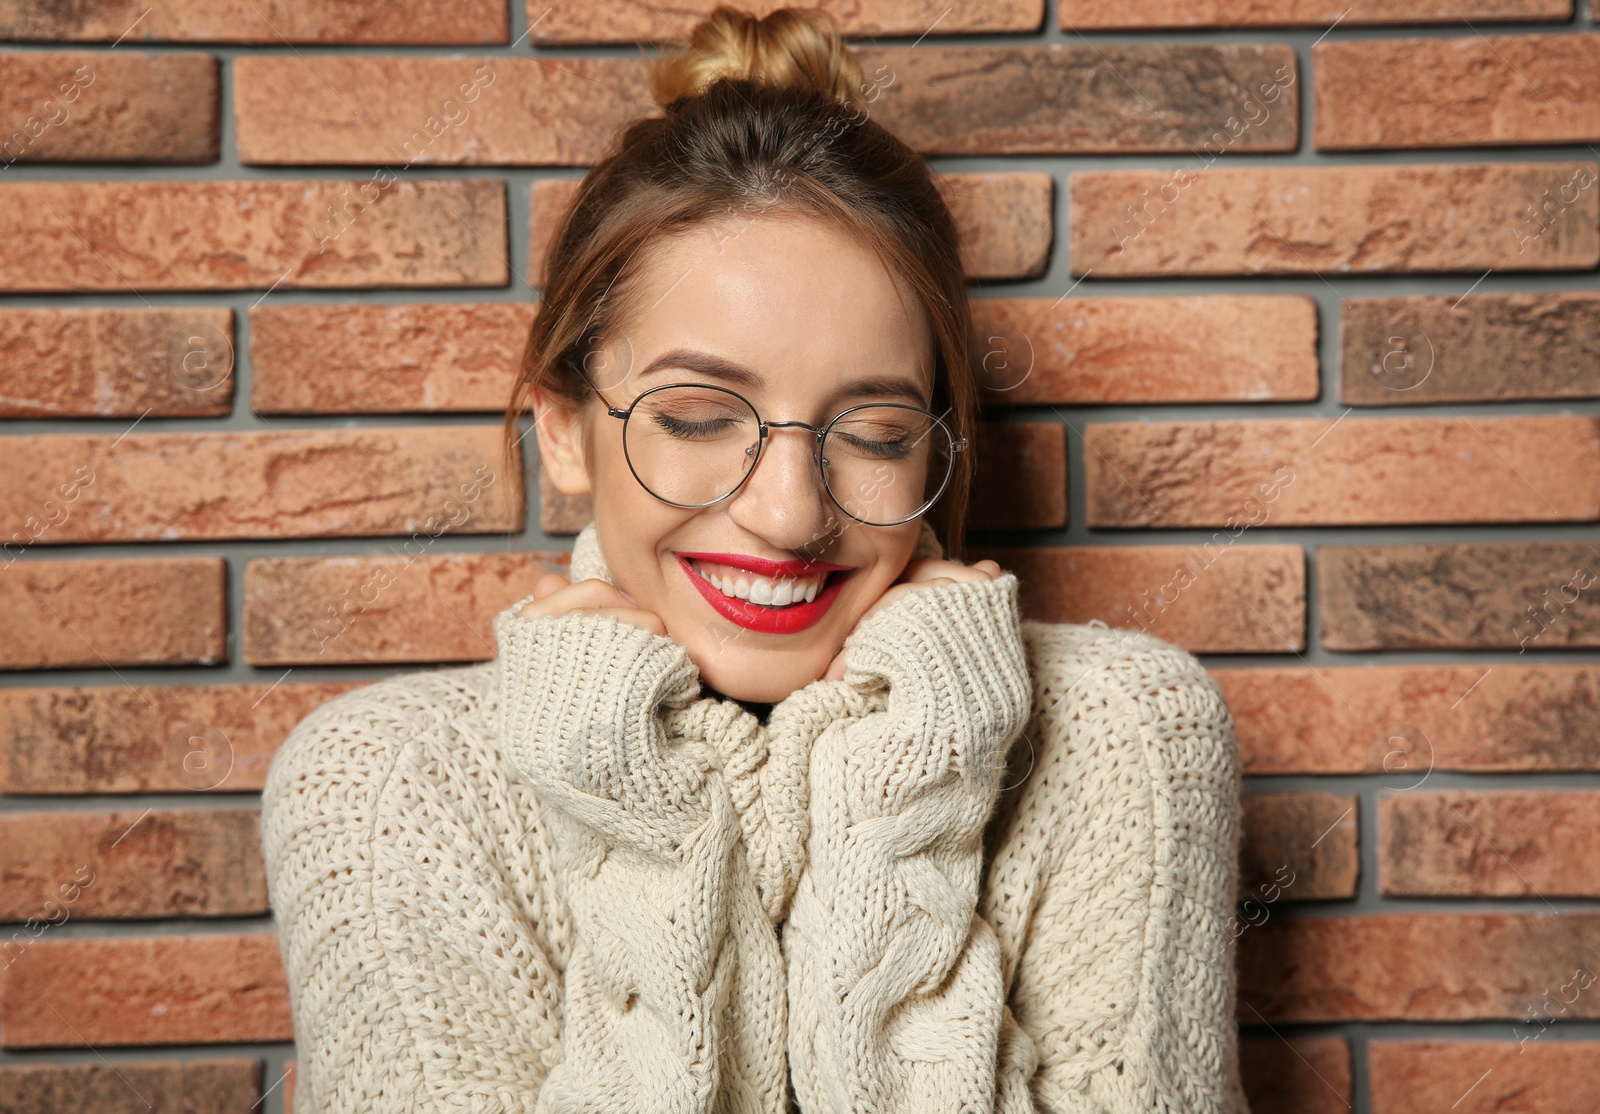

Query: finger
[532,572,569,600]
[972,559,1002,579]
[823,648,847,682]
[521,577,633,618]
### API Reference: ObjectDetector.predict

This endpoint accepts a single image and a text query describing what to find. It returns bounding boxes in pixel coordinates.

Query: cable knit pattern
[261,521,1247,1114]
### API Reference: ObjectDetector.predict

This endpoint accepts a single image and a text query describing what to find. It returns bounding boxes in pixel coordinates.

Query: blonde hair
[504,6,977,557]
[650,7,866,109]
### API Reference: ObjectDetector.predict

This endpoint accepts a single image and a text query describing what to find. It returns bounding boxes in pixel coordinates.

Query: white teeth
[692,559,829,608]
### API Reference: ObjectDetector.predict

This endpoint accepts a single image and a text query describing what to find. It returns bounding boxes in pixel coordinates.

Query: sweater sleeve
[981,622,1249,1114]
[492,602,791,1114]
[780,573,1034,1114]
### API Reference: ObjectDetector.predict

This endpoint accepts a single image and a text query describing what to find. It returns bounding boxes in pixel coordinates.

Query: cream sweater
[262,523,1247,1114]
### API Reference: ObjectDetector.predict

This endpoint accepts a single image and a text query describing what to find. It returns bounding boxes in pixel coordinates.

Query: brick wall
[2,2,1598,1111]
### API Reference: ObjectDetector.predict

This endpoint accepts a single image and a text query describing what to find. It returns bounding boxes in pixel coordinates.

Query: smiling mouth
[684,556,833,607]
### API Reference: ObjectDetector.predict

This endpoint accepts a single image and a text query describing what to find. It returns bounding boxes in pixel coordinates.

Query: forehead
[611,211,935,401]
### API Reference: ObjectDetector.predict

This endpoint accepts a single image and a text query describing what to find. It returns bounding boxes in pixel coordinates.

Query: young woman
[261,9,1247,1113]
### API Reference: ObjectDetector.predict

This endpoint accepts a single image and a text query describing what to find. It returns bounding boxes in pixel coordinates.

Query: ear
[532,389,593,497]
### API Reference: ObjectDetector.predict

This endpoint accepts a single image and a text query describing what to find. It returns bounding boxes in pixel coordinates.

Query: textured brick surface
[0,681,365,794]
[1059,0,1569,28]
[858,44,1297,155]
[251,302,532,413]
[0,307,234,417]
[539,422,1070,535]
[0,52,218,163]
[243,551,570,665]
[1369,1041,1600,1113]
[1238,913,1600,1021]
[0,1,508,42]
[0,558,225,670]
[0,1060,262,1113]
[973,544,1306,654]
[1214,662,1600,774]
[0,808,266,920]
[0,935,289,1048]
[531,0,1044,43]
[235,55,649,166]
[0,428,521,542]
[1070,163,1600,276]
[1238,1037,1352,1114]
[531,171,1054,285]
[1380,791,1600,897]
[1340,291,1600,404]
[973,294,1319,404]
[1084,416,1600,527]
[1320,542,1600,651]
[1242,793,1359,901]
[237,47,1292,164]
[1315,34,1600,150]
[0,180,508,292]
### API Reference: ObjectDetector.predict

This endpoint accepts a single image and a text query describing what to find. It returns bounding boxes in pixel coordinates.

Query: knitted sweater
[262,522,1247,1114]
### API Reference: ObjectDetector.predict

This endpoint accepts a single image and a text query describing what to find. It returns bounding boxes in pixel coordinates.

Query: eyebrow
[640,348,931,407]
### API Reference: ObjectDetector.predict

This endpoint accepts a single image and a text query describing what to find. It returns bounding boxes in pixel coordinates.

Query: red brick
[1369,1041,1600,1113]
[0,935,288,1048]
[237,47,1291,164]
[857,44,1296,155]
[0,1,507,42]
[1060,0,1569,28]
[1216,662,1600,775]
[251,302,531,414]
[1242,793,1359,901]
[1341,291,1600,403]
[1315,34,1600,150]
[0,1059,262,1113]
[973,295,1318,404]
[0,307,234,417]
[540,469,593,535]
[1238,1036,1351,1114]
[0,558,225,670]
[538,423,1066,536]
[531,0,1044,43]
[1085,416,1599,527]
[0,808,265,920]
[1070,163,1600,276]
[243,551,570,665]
[531,173,1054,285]
[1238,913,1600,1022]
[0,180,507,292]
[0,428,521,542]
[236,55,648,167]
[1320,542,1600,651]
[0,52,217,163]
[0,681,365,794]
[972,544,1305,654]
[1380,790,1600,897]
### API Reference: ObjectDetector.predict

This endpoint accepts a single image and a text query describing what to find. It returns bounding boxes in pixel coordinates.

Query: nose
[725,425,840,555]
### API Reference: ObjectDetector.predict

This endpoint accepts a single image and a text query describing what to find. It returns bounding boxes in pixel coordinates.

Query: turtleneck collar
[567,517,947,587]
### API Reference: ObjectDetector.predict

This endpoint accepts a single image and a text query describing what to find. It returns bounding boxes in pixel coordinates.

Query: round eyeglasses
[594,382,967,527]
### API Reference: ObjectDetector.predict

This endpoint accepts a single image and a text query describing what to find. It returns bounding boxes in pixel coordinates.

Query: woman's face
[536,212,934,703]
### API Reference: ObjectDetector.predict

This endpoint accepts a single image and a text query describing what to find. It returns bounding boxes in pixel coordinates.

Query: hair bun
[650,6,865,110]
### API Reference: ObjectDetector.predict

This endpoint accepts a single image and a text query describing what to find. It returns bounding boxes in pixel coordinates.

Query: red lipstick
[675,553,852,635]
[675,552,851,577]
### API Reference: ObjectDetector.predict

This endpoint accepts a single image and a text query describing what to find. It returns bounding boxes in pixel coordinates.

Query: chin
[691,644,828,704]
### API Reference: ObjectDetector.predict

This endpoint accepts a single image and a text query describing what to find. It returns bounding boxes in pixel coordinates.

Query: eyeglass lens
[620,384,954,526]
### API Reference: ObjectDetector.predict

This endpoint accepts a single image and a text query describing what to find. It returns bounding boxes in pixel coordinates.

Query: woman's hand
[518,572,667,636]
[822,557,1003,681]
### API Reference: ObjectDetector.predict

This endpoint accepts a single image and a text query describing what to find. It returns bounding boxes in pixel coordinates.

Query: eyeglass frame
[588,380,969,528]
